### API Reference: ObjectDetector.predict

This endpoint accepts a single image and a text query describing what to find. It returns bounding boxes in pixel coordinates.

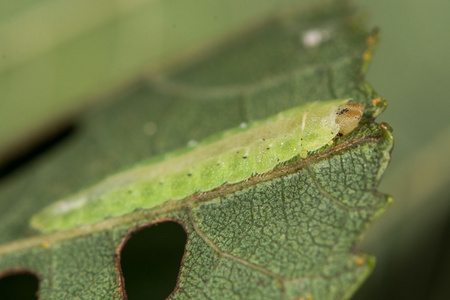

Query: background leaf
[0,0,335,166]
[0,1,392,299]
[351,1,450,299]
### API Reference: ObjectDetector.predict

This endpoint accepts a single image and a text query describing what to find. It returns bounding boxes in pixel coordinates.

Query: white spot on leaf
[301,28,332,48]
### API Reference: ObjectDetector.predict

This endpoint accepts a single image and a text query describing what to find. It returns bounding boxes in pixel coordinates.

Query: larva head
[335,103,364,136]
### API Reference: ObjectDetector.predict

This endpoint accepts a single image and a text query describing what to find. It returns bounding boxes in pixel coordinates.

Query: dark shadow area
[120,221,187,300]
[426,205,450,300]
[353,194,450,300]
[0,124,77,179]
[0,270,40,300]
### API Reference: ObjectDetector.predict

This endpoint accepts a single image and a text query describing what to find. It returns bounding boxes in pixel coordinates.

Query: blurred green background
[0,0,314,165]
[1,0,450,299]
[354,0,450,299]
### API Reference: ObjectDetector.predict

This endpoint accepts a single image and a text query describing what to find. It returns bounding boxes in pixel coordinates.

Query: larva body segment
[31,99,362,233]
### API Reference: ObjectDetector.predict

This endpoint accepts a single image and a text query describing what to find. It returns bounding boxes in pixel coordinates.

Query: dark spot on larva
[337,132,343,137]
[277,159,280,162]
[337,108,349,115]
[267,147,270,150]
[262,138,266,141]
[216,163,220,166]
[331,132,334,134]
[236,151,239,154]
[187,173,192,177]
[242,156,247,159]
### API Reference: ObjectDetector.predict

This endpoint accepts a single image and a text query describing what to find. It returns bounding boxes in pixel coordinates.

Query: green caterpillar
[30,99,363,233]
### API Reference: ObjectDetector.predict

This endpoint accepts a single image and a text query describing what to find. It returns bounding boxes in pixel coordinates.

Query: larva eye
[335,103,364,136]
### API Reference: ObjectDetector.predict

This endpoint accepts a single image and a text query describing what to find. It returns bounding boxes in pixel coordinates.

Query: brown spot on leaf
[355,256,365,266]
[372,97,382,106]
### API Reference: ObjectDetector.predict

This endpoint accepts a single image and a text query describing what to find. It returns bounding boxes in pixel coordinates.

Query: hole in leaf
[0,270,40,300]
[119,220,187,299]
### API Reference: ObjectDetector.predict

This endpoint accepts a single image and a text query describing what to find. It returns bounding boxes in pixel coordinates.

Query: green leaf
[0,2,392,299]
